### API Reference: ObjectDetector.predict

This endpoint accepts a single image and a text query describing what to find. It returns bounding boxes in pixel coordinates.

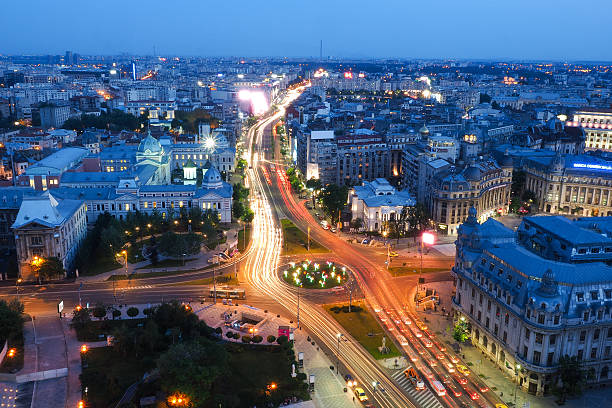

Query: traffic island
[324,301,401,360]
[282,260,348,289]
[281,219,329,255]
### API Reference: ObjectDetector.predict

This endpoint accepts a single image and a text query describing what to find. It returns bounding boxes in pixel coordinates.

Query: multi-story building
[452,213,612,395]
[336,131,390,186]
[17,147,89,191]
[348,178,415,232]
[12,192,87,279]
[40,100,70,129]
[568,109,612,151]
[522,152,612,217]
[424,156,512,235]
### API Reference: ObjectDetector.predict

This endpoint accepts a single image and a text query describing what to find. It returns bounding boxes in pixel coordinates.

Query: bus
[209,286,246,299]
[430,380,446,397]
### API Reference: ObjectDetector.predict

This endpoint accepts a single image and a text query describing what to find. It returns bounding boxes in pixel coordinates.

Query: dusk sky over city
[1,0,610,60]
[4,1,612,407]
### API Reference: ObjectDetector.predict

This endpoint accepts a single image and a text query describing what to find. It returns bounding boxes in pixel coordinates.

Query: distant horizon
[1,0,610,62]
[2,53,612,65]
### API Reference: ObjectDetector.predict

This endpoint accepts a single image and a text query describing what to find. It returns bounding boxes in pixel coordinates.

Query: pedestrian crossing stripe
[118,285,153,290]
[390,370,444,408]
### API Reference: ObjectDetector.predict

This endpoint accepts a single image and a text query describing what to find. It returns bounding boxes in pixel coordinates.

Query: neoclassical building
[452,211,612,395]
[523,152,612,217]
[424,156,512,235]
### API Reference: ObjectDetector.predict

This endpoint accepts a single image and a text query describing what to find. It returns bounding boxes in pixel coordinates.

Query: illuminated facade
[522,152,612,217]
[453,213,612,395]
[425,157,512,235]
[568,109,612,151]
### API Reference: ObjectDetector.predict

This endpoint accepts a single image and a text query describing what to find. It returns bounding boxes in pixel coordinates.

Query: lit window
[125,204,129,211]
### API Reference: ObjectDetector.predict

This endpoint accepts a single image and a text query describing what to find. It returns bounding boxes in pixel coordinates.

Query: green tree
[408,203,431,239]
[453,320,469,343]
[320,184,348,225]
[35,257,65,281]
[0,299,24,344]
[70,307,91,332]
[555,355,586,403]
[232,200,245,220]
[157,339,228,405]
[126,307,139,318]
[350,217,364,231]
[241,208,254,224]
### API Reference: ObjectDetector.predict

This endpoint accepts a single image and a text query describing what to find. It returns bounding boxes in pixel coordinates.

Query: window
[523,346,529,358]
[535,333,543,344]
[608,328,612,338]
[606,346,611,358]
[533,351,541,364]
[549,334,556,345]
[470,304,474,315]
[538,314,545,324]
[505,313,509,325]
[547,352,554,365]
[487,300,491,311]
[578,349,583,360]
[591,348,598,360]
[580,331,586,342]
[605,290,612,300]
[591,291,600,300]
[486,317,490,329]
[527,309,531,319]
[30,236,43,246]
[583,311,590,322]
[576,292,585,302]
[471,288,475,298]
[503,331,507,343]
[525,328,530,341]
[477,311,482,321]
[554,315,560,325]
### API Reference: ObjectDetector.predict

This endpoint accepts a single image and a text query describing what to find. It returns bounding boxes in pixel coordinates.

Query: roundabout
[281,259,349,289]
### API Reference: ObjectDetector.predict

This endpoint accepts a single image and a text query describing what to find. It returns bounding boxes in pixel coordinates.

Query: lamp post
[514,363,521,405]
[336,333,342,374]
[382,230,390,270]
[419,231,435,292]
[15,278,22,301]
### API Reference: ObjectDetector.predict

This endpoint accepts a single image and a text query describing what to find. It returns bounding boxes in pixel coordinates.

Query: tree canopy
[62,109,147,132]
[320,184,348,225]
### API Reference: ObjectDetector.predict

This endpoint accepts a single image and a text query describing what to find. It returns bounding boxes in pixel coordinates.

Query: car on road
[331,286,345,293]
[449,355,459,364]
[453,374,468,385]
[361,238,370,245]
[427,358,437,367]
[456,364,470,376]
[464,387,479,400]
[478,385,489,393]
[444,362,455,372]
[344,374,356,387]
[353,387,368,401]
[448,383,462,397]
[330,227,337,233]
[404,366,425,390]
[495,404,509,408]
[389,251,398,257]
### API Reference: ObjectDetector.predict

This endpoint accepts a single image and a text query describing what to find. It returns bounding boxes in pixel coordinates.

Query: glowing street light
[80,344,88,353]
[168,393,189,406]
[418,231,436,292]
[7,348,16,358]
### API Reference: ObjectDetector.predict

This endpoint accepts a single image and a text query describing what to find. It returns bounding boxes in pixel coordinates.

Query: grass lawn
[324,301,401,360]
[74,318,147,342]
[80,346,154,408]
[80,259,121,276]
[388,266,449,276]
[281,219,328,255]
[238,226,252,252]
[136,258,196,269]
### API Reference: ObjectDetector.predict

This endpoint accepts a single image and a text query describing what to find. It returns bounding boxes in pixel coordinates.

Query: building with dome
[452,213,612,395]
[422,156,512,235]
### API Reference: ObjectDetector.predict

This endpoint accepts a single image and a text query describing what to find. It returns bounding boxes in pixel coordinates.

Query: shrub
[267,335,276,343]
[226,331,234,338]
[214,327,222,335]
[126,307,139,318]
[111,309,121,320]
[251,335,263,343]
[242,335,252,343]
[277,335,288,345]
[92,305,107,319]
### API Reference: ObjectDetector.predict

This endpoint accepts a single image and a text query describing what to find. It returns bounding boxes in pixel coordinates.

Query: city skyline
[1,0,611,61]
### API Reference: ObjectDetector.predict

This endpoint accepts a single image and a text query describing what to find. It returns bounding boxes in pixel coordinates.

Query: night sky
[1,0,609,61]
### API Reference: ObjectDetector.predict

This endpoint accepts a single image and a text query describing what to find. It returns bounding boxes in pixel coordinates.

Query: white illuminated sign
[573,163,612,171]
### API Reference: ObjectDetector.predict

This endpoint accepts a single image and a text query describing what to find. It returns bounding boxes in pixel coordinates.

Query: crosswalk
[390,369,444,408]
[117,285,153,291]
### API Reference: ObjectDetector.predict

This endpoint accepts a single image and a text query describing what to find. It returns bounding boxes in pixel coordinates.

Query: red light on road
[422,231,435,246]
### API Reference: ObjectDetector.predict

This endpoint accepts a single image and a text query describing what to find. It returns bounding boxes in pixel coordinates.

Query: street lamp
[514,363,521,404]
[336,333,342,374]
[419,231,435,292]
[382,230,390,270]
[116,250,128,276]
[16,278,22,300]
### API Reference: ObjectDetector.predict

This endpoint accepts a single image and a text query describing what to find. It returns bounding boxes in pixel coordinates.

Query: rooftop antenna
[320,40,323,62]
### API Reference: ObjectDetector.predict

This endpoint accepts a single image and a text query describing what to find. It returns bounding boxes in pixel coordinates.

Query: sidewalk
[78,228,241,282]
[196,303,356,408]
[417,280,612,408]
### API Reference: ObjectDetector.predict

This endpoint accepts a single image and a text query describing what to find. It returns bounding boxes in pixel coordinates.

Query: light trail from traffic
[242,89,417,408]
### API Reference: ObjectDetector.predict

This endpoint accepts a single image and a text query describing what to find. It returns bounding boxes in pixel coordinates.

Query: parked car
[353,387,368,401]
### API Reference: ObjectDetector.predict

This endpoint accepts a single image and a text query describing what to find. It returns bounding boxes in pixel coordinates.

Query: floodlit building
[453,212,612,395]
[348,178,415,232]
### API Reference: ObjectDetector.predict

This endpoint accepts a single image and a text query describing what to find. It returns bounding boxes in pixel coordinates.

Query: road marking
[390,369,443,408]
[118,285,153,291]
